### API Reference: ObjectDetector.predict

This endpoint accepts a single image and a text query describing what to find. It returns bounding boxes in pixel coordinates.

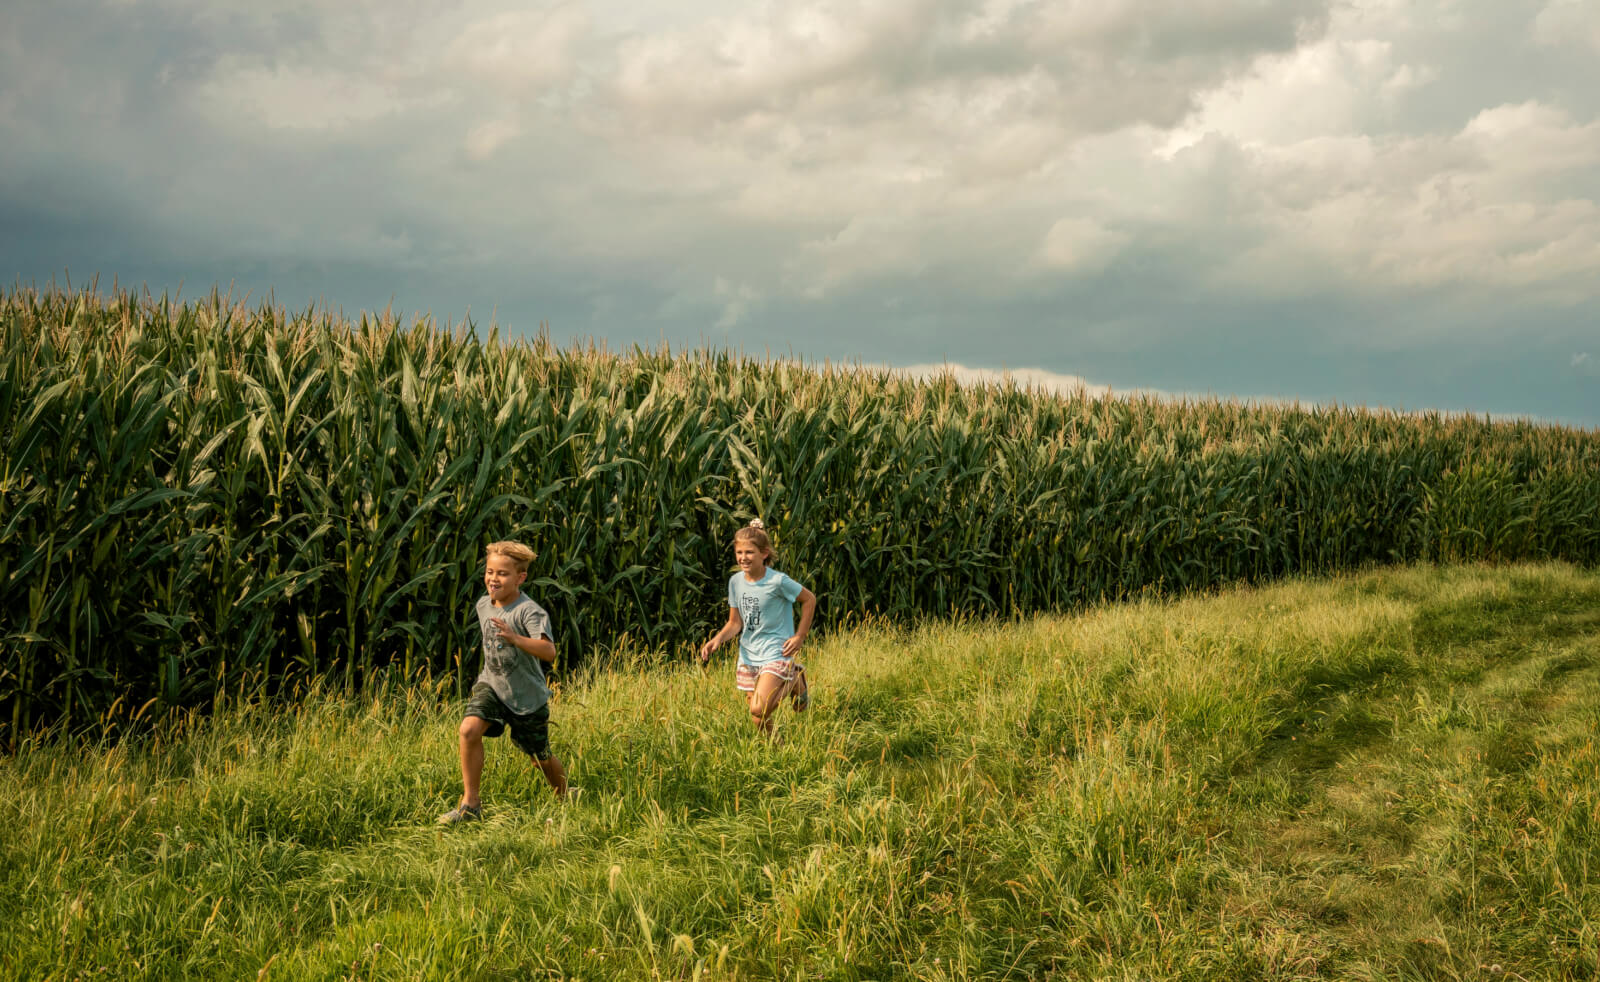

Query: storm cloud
[4,0,1597,425]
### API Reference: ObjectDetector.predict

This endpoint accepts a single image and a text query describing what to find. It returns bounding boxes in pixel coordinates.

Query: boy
[438,540,568,824]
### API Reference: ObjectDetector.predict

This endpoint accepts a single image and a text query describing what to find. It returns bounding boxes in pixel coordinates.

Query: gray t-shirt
[473,593,552,714]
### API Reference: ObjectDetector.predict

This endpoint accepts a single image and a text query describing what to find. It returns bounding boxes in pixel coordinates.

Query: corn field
[2,286,1598,739]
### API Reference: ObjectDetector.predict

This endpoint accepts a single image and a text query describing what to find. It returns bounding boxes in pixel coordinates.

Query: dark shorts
[464,682,553,761]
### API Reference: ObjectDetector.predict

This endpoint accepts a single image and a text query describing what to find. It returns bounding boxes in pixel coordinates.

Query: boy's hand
[491,618,523,643]
[781,635,804,658]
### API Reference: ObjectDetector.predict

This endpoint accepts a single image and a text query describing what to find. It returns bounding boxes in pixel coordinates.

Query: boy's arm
[491,618,558,664]
[511,633,558,664]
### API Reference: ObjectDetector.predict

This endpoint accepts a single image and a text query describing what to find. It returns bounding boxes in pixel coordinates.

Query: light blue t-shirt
[729,568,805,666]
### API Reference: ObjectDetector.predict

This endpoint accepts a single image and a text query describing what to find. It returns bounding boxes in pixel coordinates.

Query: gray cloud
[4,0,1597,427]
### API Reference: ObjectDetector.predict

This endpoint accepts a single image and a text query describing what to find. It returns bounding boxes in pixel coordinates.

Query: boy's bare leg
[536,755,568,797]
[458,716,490,806]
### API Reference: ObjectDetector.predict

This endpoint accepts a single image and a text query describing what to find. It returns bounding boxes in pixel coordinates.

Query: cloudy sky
[4,0,1598,426]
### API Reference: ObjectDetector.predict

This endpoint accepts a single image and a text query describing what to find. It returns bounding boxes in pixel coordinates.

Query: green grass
[3,561,1598,980]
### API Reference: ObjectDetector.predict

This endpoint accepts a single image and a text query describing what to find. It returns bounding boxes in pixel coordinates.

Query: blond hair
[486,540,536,573]
[733,519,773,558]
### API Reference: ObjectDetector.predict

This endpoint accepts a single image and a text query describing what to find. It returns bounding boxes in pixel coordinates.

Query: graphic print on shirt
[740,591,763,635]
[482,619,514,672]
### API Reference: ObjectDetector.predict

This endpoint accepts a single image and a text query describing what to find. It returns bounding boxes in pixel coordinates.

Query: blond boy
[439,541,567,823]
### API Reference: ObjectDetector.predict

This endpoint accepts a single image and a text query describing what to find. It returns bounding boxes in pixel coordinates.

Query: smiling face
[734,538,770,580]
[483,552,526,605]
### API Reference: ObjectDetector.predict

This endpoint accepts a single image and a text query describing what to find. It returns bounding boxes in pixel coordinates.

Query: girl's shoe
[792,668,810,712]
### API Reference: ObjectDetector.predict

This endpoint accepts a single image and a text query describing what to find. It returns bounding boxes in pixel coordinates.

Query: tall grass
[1,561,1596,979]
[2,285,1598,736]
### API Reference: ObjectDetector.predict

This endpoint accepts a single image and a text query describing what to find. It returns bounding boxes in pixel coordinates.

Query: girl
[699,519,816,733]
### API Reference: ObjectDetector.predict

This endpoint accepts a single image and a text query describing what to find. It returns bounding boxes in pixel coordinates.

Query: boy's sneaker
[437,802,482,825]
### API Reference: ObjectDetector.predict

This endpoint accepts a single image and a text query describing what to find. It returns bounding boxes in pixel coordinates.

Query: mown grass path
[3,562,1597,980]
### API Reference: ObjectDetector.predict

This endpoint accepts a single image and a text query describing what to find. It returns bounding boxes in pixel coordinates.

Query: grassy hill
[3,561,1598,980]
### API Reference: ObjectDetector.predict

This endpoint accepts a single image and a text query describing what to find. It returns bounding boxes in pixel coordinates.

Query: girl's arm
[781,588,817,658]
[700,607,743,663]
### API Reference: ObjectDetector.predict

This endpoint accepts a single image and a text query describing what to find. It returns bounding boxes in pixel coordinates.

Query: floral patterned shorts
[735,658,800,692]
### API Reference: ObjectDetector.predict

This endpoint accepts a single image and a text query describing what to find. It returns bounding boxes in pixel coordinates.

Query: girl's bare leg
[749,672,791,733]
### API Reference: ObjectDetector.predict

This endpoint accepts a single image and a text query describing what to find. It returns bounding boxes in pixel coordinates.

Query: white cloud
[1037,218,1127,273]
[465,118,522,160]
[573,1,1331,298]
[6,0,1600,425]
[714,277,761,327]
[1221,103,1600,298]
[792,217,929,298]
[193,59,438,132]
[188,4,589,135]
[31,0,1600,314]
[614,0,925,119]
[890,362,1315,410]
[897,361,1109,397]
[442,6,590,91]
[1460,102,1600,177]
[1533,0,1600,52]
[1161,37,1405,154]
[1134,0,1600,310]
